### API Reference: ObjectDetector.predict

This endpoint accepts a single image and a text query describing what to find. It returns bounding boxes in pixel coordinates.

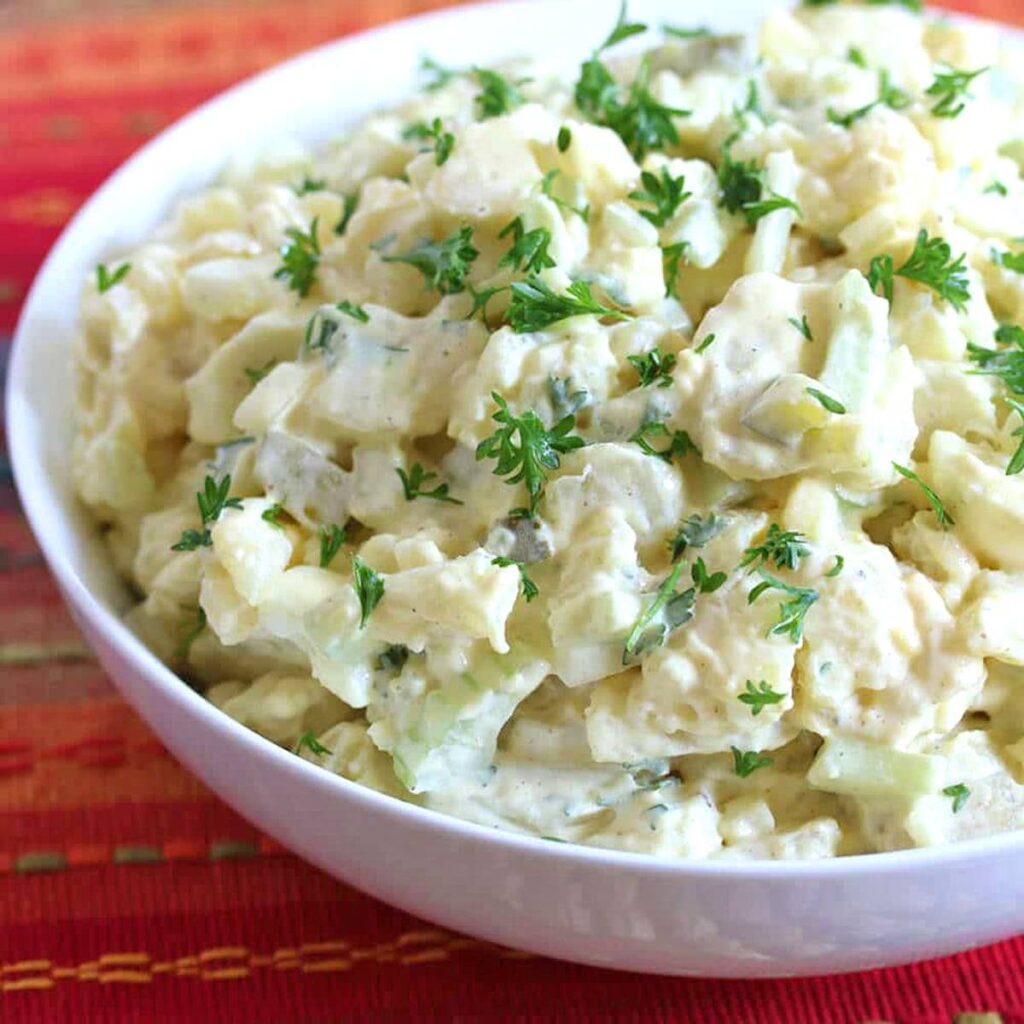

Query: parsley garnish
[694,332,716,354]
[336,300,369,323]
[748,571,818,643]
[738,680,785,717]
[847,47,868,69]
[662,241,687,299]
[171,475,243,551]
[273,219,321,297]
[993,249,1024,274]
[742,193,801,226]
[421,55,460,92]
[985,181,1009,197]
[395,462,463,504]
[492,556,539,602]
[261,503,285,529]
[96,262,130,293]
[716,150,800,227]
[926,65,987,119]
[943,783,970,813]
[967,325,1024,396]
[474,68,528,119]
[732,747,773,778]
[351,556,385,628]
[630,420,698,462]
[664,25,711,39]
[623,562,696,663]
[602,2,647,48]
[319,524,347,569]
[378,644,410,672]
[1005,398,1024,476]
[691,557,727,594]
[806,387,846,414]
[335,192,359,235]
[828,70,910,127]
[629,168,691,228]
[507,275,631,333]
[628,347,677,388]
[788,315,813,341]
[826,555,845,578]
[557,126,572,152]
[740,524,809,572]
[868,230,970,311]
[892,462,955,528]
[540,169,590,222]
[244,359,276,385]
[498,217,556,274]
[296,731,332,757]
[466,284,506,326]
[294,175,326,195]
[177,607,207,658]
[476,392,585,516]
[382,227,478,294]
[668,512,726,562]
[547,376,589,420]
[402,117,455,166]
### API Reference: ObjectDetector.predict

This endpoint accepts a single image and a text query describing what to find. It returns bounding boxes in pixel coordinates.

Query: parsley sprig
[273,219,321,297]
[319,524,347,569]
[629,168,691,228]
[475,392,585,517]
[395,462,463,504]
[296,732,332,757]
[1004,398,1024,477]
[492,557,539,602]
[662,241,687,299]
[507,275,631,333]
[892,462,955,528]
[867,229,970,311]
[382,227,478,294]
[628,347,677,389]
[96,262,131,294]
[474,68,528,119]
[748,571,818,643]
[717,150,800,227]
[351,556,385,629]
[732,747,773,778]
[402,117,455,165]
[968,325,1024,398]
[738,680,785,717]
[740,524,810,572]
[668,512,726,562]
[630,420,698,462]
[993,249,1024,274]
[171,475,243,551]
[827,69,911,127]
[498,218,556,274]
[261,504,285,529]
[943,783,971,813]
[926,65,987,119]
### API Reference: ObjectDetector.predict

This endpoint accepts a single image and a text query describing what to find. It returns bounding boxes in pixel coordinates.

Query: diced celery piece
[807,736,946,799]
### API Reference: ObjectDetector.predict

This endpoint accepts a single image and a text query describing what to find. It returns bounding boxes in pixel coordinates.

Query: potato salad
[73,0,1024,859]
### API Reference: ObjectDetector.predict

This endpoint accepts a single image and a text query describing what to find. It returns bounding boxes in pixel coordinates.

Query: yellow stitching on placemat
[0,932,521,992]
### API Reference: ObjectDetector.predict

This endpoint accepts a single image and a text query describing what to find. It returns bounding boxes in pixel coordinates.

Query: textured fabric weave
[1,1,1022,1020]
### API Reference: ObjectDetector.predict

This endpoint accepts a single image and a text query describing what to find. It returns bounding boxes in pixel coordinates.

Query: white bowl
[8,0,1024,978]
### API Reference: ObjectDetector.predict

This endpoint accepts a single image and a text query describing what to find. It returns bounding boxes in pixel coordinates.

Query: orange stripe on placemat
[0,931,521,992]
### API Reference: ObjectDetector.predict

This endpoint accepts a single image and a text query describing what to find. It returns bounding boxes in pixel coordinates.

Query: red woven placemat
[2,2,1022,1020]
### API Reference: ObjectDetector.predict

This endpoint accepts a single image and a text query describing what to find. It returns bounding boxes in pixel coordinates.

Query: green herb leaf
[747,570,819,643]
[717,150,764,217]
[738,679,785,717]
[967,325,1024,396]
[806,387,846,414]
[261,503,285,530]
[740,524,810,572]
[630,420,698,462]
[177,607,207,658]
[476,391,585,516]
[382,226,478,295]
[668,512,726,562]
[628,168,691,228]
[336,300,370,323]
[293,175,326,195]
[691,557,727,593]
[273,218,321,297]
[827,101,877,128]
[788,315,813,341]
[847,47,868,68]
[1003,397,1024,476]
[492,556,539,602]
[662,241,688,299]
[826,554,845,578]
[335,192,359,235]
[244,359,277,385]
[402,117,455,165]
[993,248,1024,274]
[351,556,385,629]
[296,731,333,757]
[742,192,801,227]
[985,181,1009,197]
[319,524,347,569]
[926,64,987,119]
[395,462,463,504]
[942,782,970,813]
[473,67,528,119]
[695,332,716,354]
[623,562,697,663]
[732,747,774,778]
[557,126,573,152]
[172,475,242,551]
[507,275,631,333]
[871,230,970,311]
[628,346,677,389]
[892,462,955,527]
[498,217,557,274]
[540,169,590,222]
[664,25,711,39]
[867,253,895,303]
[96,262,131,293]
[466,284,506,326]
[421,56,461,91]
[602,1,647,49]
